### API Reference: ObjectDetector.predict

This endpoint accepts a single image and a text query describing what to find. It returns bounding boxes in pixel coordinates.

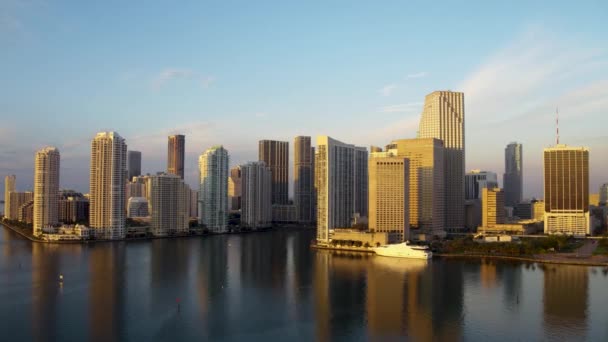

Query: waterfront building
[18,200,34,224]
[259,140,289,205]
[147,173,190,236]
[533,200,545,221]
[315,136,368,243]
[589,194,599,207]
[368,150,410,242]
[4,175,15,219]
[228,166,242,211]
[90,132,127,240]
[514,201,533,220]
[543,145,590,236]
[504,142,523,207]
[600,183,608,206]
[418,90,465,232]
[168,134,185,179]
[190,189,198,218]
[465,199,482,230]
[59,190,89,224]
[127,197,149,218]
[33,147,60,236]
[241,161,272,229]
[386,138,445,238]
[8,191,33,221]
[294,136,315,223]
[127,151,142,181]
[272,204,297,223]
[482,187,505,228]
[465,170,498,200]
[126,179,147,206]
[198,145,229,233]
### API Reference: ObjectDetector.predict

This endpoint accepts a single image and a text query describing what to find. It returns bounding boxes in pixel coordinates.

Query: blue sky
[1,0,607,199]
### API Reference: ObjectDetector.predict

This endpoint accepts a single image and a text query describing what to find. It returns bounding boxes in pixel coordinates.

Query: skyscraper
[228,166,242,211]
[482,187,505,228]
[241,161,272,229]
[504,142,523,207]
[599,183,608,206]
[465,170,498,200]
[33,147,60,236]
[543,145,590,236]
[387,138,445,238]
[147,173,190,236]
[259,140,289,204]
[418,90,465,232]
[90,132,127,240]
[368,150,410,241]
[127,150,142,181]
[294,136,315,223]
[8,192,33,221]
[198,145,229,233]
[168,134,185,179]
[315,136,368,243]
[4,175,15,218]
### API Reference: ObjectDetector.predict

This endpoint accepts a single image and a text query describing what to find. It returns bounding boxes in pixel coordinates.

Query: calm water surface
[1,226,608,341]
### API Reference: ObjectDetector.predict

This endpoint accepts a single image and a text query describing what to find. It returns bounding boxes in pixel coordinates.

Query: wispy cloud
[378,102,423,113]
[152,68,215,90]
[406,72,427,79]
[379,84,397,96]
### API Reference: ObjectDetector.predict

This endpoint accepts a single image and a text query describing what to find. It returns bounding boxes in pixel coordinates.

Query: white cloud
[379,84,397,96]
[406,72,427,79]
[378,102,423,113]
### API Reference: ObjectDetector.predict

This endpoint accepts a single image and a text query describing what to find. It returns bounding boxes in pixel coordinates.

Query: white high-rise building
[241,161,272,229]
[465,170,498,200]
[147,173,190,236]
[315,136,368,243]
[33,147,60,236]
[418,90,465,232]
[90,132,127,240]
[127,197,149,218]
[198,145,229,233]
[4,175,16,219]
[543,145,590,236]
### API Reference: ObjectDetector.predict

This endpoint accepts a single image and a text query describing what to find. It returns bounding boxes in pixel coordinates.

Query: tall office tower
[198,145,229,233]
[315,136,368,243]
[504,142,523,207]
[168,134,185,179]
[241,161,272,229]
[294,136,315,223]
[90,132,127,240]
[9,192,33,220]
[600,183,608,206]
[368,150,410,241]
[465,170,498,200]
[418,90,465,231]
[482,187,505,228]
[386,138,445,238]
[147,173,190,236]
[259,140,289,204]
[190,189,198,218]
[228,166,242,211]
[543,145,590,236]
[354,148,369,217]
[4,175,16,218]
[127,151,142,181]
[33,147,60,236]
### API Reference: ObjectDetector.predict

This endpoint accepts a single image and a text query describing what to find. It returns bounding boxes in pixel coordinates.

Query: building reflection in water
[543,264,589,340]
[89,242,126,341]
[31,243,61,341]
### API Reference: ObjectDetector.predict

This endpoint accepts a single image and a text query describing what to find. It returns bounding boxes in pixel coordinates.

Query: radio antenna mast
[556,107,559,145]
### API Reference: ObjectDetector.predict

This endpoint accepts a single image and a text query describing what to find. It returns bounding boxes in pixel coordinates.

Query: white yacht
[373,241,432,259]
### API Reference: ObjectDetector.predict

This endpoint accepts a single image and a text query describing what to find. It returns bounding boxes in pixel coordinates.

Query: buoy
[59,274,64,282]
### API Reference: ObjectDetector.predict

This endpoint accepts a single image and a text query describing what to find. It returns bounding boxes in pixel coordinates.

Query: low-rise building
[127,197,149,218]
[330,229,401,247]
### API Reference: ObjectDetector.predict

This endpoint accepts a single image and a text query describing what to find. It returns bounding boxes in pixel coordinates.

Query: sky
[1,0,607,200]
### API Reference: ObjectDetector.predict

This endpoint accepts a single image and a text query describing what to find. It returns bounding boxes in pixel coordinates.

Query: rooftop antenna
[556,107,559,145]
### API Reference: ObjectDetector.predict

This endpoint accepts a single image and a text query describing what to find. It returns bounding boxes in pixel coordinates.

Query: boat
[373,241,432,259]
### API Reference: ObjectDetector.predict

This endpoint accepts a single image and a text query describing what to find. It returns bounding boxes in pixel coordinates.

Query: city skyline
[1,2,607,199]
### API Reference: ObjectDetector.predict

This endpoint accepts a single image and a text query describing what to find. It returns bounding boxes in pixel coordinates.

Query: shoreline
[311,243,608,267]
[1,221,313,244]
